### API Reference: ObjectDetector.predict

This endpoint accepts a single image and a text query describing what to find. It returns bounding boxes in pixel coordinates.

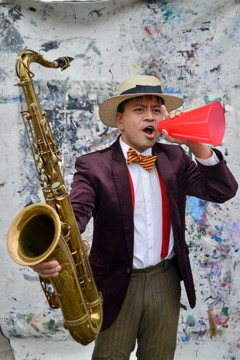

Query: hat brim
[99,93,183,127]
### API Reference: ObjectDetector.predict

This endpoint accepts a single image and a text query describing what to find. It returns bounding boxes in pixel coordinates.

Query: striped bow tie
[127,148,157,172]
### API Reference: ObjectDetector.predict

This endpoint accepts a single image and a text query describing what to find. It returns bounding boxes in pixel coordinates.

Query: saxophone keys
[51,292,60,309]
[51,182,67,200]
[26,112,31,120]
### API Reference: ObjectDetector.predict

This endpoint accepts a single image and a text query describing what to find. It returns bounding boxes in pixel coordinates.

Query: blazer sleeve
[183,147,238,203]
[69,155,96,234]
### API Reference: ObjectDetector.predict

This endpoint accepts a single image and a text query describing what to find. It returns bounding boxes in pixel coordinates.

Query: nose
[144,108,155,121]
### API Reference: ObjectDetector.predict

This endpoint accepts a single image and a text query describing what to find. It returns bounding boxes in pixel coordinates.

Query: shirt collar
[119,136,152,160]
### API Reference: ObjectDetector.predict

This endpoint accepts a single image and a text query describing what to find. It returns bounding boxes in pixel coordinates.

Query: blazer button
[126,267,131,274]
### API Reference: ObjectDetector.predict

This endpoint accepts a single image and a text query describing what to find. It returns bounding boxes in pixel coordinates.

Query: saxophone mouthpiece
[54,56,74,71]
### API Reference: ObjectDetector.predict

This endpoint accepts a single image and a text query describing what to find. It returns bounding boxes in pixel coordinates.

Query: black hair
[117,95,165,113]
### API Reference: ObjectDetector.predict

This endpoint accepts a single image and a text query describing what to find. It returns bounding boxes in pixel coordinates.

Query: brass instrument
[7,49,103,345]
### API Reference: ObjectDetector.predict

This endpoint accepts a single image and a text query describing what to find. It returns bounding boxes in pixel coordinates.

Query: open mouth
[143,126,154,135]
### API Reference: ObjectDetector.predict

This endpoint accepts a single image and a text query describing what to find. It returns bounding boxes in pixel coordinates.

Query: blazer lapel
[111,139,134,258]
[154,150,178,199]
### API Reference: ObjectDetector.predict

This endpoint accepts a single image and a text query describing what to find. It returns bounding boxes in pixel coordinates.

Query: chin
[145,138,156,147]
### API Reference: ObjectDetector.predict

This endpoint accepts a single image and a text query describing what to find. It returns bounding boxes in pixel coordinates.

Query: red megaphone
[158,101,225,146]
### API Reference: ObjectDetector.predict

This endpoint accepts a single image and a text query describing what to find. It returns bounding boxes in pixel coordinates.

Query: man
[32,75,238,359]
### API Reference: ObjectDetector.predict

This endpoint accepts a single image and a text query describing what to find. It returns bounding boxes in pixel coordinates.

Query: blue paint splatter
[186,196,207,221]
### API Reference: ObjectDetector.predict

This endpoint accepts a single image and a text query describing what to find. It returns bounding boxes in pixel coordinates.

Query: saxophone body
[7,49,103,345]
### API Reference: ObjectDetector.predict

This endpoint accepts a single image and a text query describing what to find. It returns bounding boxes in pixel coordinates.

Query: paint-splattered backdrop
[0,0,240,359]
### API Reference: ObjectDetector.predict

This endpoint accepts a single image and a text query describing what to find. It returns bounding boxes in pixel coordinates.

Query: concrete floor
[0,332,14,360]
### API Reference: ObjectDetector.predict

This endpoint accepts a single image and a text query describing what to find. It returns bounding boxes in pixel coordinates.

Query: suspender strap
[128,170,135,213]
[157,169,171,258]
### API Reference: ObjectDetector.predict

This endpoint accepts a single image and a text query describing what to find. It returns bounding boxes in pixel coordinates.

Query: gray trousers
[92,259,181,360]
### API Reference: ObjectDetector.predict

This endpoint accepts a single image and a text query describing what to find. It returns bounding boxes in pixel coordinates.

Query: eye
[153,108,161,114]
[134,107,144,112]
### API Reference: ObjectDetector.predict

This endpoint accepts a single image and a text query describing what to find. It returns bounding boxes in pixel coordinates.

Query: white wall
[0,0,240,359]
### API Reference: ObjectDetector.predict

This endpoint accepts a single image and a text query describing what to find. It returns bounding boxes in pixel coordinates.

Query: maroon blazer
[69,137,238,331]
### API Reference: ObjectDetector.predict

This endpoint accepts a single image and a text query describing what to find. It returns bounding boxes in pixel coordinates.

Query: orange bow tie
[127,148,157,172]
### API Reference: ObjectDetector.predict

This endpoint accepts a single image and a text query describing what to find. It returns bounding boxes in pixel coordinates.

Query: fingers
[160,105,182,119]
[161,129,185,145]
[30,260,61,279]
[162,129,174,142]
[169,110,182,119]
[160,104,169,119]
[161,129,168,137]
[160,105,185,144]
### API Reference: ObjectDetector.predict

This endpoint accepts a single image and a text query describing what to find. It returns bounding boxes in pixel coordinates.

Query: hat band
[120,84,163,95]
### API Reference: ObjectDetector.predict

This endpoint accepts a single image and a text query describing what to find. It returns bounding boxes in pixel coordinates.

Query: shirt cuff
[196,150,219,166]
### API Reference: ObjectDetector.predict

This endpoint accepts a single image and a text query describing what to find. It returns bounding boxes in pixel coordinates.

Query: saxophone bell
[7,203,60,267]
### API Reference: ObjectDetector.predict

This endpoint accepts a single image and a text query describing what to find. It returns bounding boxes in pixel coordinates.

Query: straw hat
[99,74,183,127]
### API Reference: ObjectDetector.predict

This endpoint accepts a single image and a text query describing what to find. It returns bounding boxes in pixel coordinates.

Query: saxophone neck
[15,49,74,82]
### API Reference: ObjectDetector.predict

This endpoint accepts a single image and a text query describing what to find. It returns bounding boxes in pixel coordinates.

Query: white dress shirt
[120,137,219,269]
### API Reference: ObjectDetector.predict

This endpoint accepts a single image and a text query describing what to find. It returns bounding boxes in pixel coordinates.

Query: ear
[116,112,124,131]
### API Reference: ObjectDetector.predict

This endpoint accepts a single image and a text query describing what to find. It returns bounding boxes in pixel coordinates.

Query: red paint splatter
[144,26,153,36]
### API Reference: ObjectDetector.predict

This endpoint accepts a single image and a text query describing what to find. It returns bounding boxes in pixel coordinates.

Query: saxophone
[7,49,103,345]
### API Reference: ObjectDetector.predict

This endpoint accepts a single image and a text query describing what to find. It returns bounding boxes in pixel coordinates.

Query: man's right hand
[30,260,61,279]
